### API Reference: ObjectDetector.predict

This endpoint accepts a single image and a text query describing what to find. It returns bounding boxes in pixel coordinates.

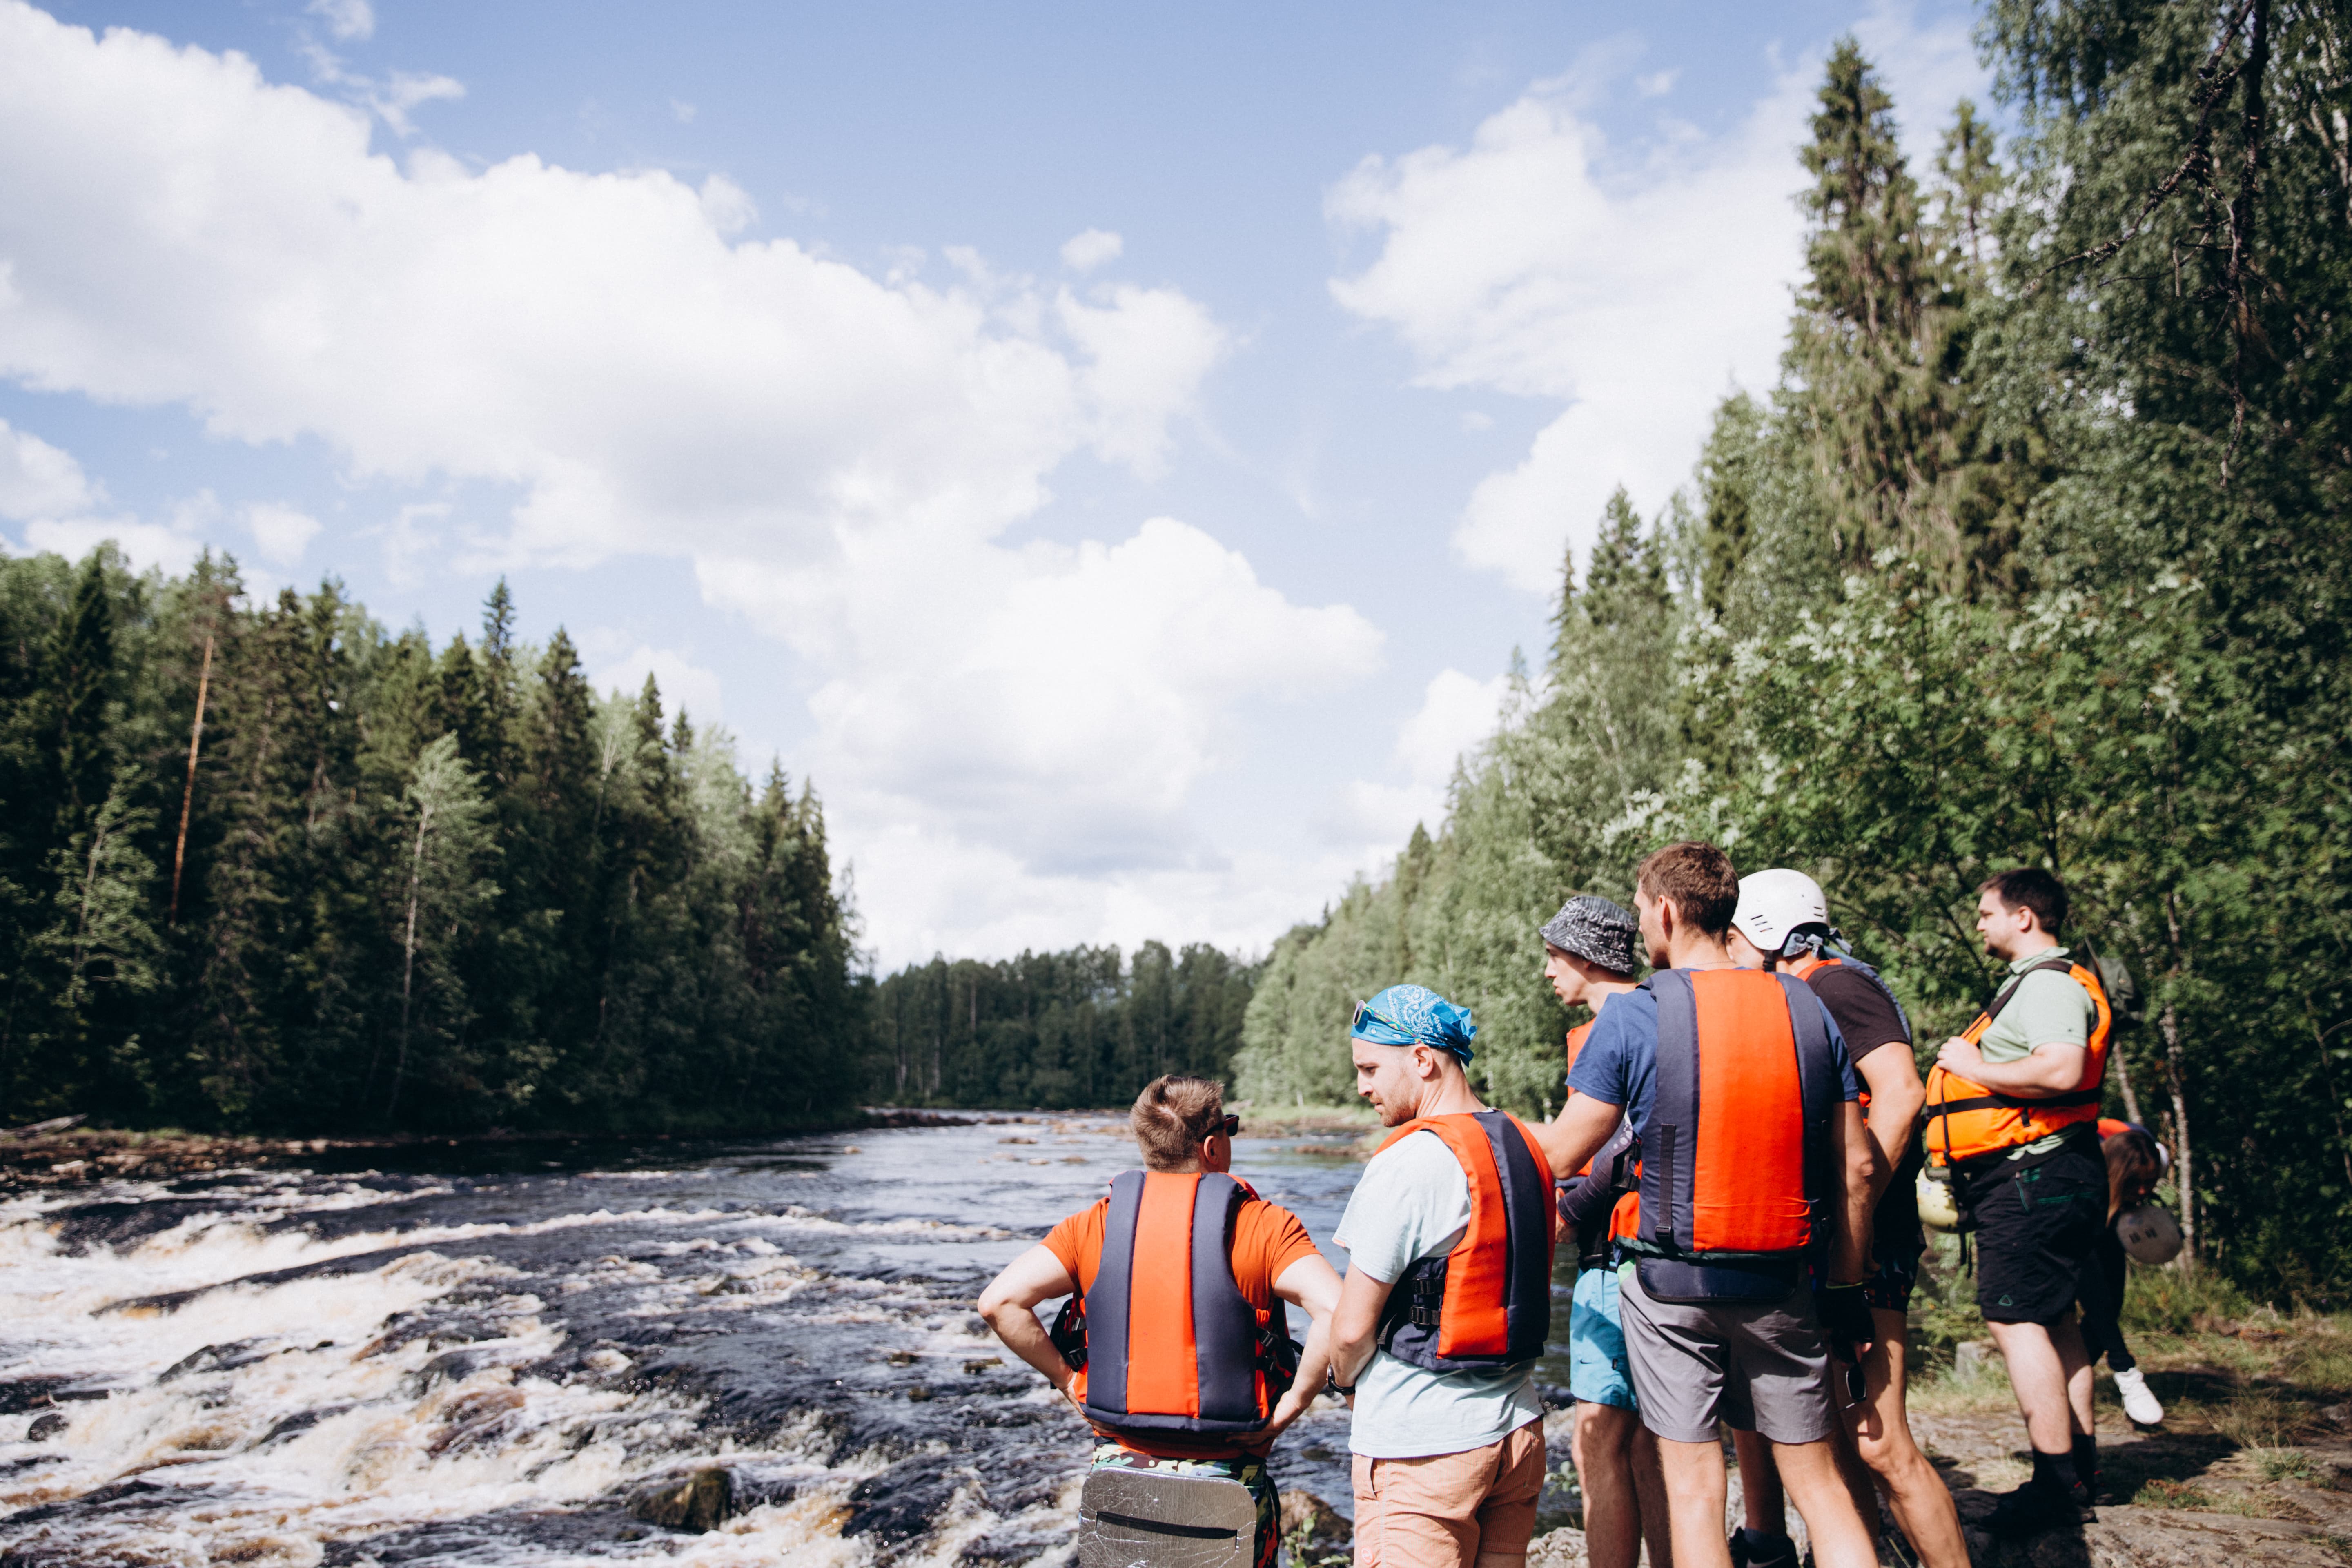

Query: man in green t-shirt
[1929,867,2111,1535]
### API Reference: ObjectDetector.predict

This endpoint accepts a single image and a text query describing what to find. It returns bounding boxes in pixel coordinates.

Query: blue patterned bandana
[1351,984,1477,1064]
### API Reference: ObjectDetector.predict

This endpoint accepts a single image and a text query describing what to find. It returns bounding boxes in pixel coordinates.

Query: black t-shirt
[1803,962,1924,1251]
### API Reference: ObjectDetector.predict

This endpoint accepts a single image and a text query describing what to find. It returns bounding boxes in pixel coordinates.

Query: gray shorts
[1616,1263,1837,1445]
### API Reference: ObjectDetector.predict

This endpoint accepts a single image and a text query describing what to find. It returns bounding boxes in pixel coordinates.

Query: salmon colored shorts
[1350,1418,1547,1568]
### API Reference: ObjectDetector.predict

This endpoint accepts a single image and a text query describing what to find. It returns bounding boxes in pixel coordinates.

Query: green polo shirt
[1977,945,2098,1157]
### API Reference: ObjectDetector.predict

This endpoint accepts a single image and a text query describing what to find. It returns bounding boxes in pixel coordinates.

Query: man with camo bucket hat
[1539,896,1670,1568]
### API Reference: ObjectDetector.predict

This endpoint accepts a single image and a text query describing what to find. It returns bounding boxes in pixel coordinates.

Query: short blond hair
[1131,1074,1225,1171]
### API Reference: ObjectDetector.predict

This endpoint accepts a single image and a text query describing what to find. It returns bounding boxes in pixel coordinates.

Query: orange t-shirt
[1044,1183,1324,1459]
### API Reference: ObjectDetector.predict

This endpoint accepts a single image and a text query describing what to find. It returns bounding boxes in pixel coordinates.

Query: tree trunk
[391,799,433,1118]
[169,635,214,924]
[2109,1031,2145,1126]
[2159,998,2197,1271]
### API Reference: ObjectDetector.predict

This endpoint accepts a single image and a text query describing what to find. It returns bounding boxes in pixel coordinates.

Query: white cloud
[705,515,1378,875]
[1060,228,1124,272]
[1328,8,1988,595]
[245,501,322,564]
[1057,284,1230,476]
[1635,69,1678,97]
[1335,668,1510,847]
[592,644,725,723]
[1329,68,1813,592]
[0,3,1367,961]
[306,0,374,43]
[0,418,97,519]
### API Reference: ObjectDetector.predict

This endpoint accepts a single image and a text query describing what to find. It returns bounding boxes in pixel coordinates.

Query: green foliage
[869,940,1254,1110]
[1245,17,2352,1301]
[0,556,866,1134]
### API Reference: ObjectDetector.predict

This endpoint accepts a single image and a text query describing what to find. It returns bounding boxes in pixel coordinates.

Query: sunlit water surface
[0,1119,1578,1566]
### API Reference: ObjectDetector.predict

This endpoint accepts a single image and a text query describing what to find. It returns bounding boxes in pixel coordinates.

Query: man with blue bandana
[1328,984,1553,1568]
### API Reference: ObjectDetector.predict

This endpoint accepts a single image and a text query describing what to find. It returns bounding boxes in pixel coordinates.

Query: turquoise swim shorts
[1569,1264,1637,1410]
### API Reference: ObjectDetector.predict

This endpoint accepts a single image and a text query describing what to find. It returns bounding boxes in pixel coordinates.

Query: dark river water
[0,1117,1579,1566]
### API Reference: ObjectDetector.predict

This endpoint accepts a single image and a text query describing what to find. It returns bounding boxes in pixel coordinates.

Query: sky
[0,0,1992,969]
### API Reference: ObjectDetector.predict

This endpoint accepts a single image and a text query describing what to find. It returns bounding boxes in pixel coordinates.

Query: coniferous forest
[0,557,862,1134]
[1238,13,2352,1301]
[865,944,1255,1110]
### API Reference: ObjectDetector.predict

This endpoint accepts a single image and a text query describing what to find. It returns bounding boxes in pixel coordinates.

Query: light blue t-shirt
[1332,1128,1544,1459]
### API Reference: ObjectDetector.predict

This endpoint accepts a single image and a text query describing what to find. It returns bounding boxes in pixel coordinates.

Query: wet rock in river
[628,1466,734,1532]
[27,1411,67,1441]
[1280,1489,1350,1556]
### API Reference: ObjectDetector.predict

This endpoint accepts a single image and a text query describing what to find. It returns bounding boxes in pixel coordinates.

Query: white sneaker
[2114,1365,2164,1425]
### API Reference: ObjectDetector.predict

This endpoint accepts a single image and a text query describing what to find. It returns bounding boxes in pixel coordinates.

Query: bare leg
[2053,1310,2096,1435]
[1987,1313,2093,1453]
[1772,1437,1877,1568]
[1658,1435,1734,1568]
[1631,1424,1673,1568]
[1846,1307,1967,1568]
[1575,1403,1643,1568]
[1822,1391,1882,1548]
[1731,1428,1785,1536]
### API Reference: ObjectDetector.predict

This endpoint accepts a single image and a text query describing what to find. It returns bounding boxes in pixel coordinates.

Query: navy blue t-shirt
[1566,974,1862,1146]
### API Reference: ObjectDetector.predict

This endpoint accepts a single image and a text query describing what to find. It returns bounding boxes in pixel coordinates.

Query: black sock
[2031,1449,2074,1494]
[2072,1433,2098,1494]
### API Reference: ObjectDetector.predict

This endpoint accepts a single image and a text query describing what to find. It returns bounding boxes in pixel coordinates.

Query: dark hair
[1636,841,1739,938]
[2103,1125,2163,1221]
[1981,866,2069,934]
[1131,1074,1226,1171]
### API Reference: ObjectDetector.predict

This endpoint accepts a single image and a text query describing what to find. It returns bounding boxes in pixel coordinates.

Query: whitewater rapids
[0,1117,1513,1566]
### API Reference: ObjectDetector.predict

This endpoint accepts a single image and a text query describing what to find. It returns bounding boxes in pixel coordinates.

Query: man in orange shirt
[978,1074,1343,1568]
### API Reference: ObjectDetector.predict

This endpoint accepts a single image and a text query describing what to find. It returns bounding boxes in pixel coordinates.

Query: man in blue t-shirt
[1530,842,1884,1568]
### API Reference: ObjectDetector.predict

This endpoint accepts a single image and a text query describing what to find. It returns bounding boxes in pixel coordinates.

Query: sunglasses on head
[1350,999,1394,1035]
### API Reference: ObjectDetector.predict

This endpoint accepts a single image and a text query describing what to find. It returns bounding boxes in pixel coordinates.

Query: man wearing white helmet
[1722,870,1966,1568]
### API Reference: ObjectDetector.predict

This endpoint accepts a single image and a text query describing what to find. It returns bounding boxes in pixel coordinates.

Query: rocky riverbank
[0,1109,984,1193]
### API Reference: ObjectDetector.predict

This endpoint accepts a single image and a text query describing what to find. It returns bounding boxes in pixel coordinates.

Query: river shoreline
[0,1109,981,1194]
[0,1101,1382,1194]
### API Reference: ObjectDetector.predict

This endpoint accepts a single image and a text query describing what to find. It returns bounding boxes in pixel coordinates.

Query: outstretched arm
[976,1244,1082,1416]
[1530,1091,1625,1185]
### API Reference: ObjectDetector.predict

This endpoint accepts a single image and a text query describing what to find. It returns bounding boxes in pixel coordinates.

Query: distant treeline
[0,555,863,1134]
[867,943,1254,1110]
[1241,22,2352,1303]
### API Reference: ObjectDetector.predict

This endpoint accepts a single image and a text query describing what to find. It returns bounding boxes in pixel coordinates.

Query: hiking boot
[2114,1365,2165,1425]
[1984,1477,2076,1536]
[1728,1526,1800,1568]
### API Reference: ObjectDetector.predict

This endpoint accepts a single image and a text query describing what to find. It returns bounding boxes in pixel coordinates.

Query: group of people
[978,840,2167,1568]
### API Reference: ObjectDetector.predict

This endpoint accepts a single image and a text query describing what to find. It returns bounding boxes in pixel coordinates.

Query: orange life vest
[1372,1109,1557,1369]
[1924,954,2111,1167]
[1631,968,1842,1302]
[1069,1170,1291,1438]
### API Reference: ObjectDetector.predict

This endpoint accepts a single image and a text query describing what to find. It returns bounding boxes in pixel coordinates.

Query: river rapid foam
[0,1118,1416,1566]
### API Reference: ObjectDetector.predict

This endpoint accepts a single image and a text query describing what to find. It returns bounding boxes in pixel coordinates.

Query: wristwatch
[1325,1366,1357,1397]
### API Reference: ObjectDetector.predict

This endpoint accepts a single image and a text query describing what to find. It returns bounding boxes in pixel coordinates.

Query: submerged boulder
[628,1467,733,1532]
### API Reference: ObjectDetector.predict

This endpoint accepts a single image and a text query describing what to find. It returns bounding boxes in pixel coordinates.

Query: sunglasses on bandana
[1351,999,1399,1036]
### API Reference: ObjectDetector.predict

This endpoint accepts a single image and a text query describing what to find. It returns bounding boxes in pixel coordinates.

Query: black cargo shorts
[1961,1141,2106,1324]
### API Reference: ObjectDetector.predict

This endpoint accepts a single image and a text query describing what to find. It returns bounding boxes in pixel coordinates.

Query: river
[0,1116,1580,1566]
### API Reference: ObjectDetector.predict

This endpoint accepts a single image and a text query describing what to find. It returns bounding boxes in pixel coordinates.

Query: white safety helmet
[2116,1204,2185,1266]
[1731,868,1833,956]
